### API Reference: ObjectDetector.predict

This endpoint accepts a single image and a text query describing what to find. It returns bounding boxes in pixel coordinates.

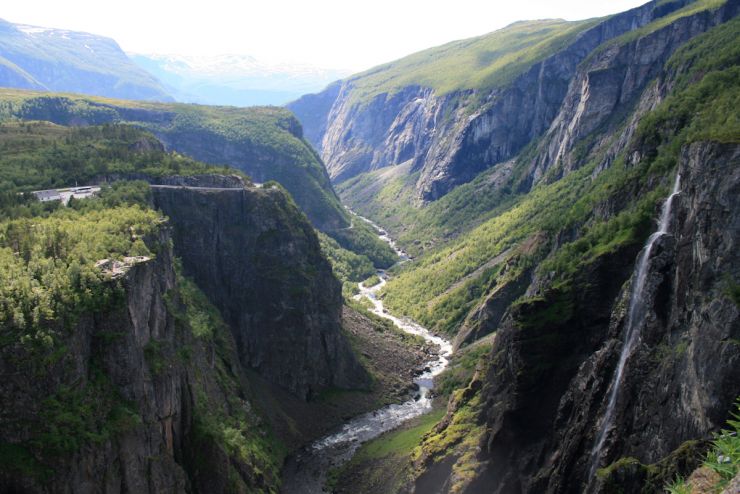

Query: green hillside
[378,13,740,335]
[587,0,726,60]
[337,0,737,258]
[345,0,727,107]
[0,122,241,192]
[0,89,348,230]
[346,18,598,104]
[0,122,288,492]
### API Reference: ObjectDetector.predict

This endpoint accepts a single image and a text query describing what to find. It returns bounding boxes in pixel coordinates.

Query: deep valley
[0,0,738,493]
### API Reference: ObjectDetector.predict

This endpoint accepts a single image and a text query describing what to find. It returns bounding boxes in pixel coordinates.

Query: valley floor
[256,305,432,452]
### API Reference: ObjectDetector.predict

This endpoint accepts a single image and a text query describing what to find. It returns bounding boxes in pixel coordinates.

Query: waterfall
[587,173,681,481]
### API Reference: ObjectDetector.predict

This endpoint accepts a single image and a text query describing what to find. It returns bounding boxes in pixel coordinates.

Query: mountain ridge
[0,1,737,492]
[0,18,172,102]
[289,0,700,196]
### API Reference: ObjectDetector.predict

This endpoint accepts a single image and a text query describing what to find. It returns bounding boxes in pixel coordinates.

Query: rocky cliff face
[289,0,698,200]
[288,81,342,150]
[0,173,370,492]
[455,141,740,494]
[151,178,369,399]
[525,1,739,189]
[0,226,280,493]
[318,3,739,492]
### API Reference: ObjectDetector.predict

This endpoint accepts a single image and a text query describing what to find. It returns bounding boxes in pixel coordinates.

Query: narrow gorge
[281,216,452,493]
[289,1,740,492]
[0,0,737,493]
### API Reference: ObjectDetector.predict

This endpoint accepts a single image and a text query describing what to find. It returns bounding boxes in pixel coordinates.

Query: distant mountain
[130,53,349,106]
[0,19,172,101]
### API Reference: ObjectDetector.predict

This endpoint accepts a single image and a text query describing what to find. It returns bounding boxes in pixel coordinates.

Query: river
[280,214,453,494]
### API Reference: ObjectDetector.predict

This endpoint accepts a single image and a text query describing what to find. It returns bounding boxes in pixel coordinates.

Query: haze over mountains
[0,18,348,106]
[0,18,172,101]
[130,53,349,106]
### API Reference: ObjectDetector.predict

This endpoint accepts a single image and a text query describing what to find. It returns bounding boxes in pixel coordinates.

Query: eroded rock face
[288,81,342,151]
[0,174,370,492]
[459,142,740,494]
[289,0,696,201]
[152,179,369,399]
[0,228,268,493]
[527,1,739,187]
[593,142,740,481]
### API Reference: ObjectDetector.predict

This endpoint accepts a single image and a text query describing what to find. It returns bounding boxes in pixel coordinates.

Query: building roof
[33,189,61,200]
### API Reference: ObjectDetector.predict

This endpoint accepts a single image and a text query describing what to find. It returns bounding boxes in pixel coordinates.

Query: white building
[32,189,62,202]
[31,186,101,205]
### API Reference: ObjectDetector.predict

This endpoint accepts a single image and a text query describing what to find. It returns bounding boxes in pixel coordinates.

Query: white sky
[2,0,649,72]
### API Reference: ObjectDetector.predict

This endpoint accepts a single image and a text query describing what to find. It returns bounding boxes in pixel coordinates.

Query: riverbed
[280,215,453,494]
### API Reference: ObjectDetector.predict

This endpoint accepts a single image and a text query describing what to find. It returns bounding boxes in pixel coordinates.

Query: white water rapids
[280,214,452,494]
[587,174,681,482]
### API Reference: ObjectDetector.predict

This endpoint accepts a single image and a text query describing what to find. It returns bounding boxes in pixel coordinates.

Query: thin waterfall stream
[280,213,453,494]
[587,174,682,481]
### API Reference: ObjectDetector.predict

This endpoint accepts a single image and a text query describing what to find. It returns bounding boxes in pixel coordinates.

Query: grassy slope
[329,408,446,494]
[326,9,740,492]
[375,17,740,493]
[0,121,243,192]
[586,0,727,62]
[377,13,740,336]
[336,0,734,255]
[336,160,519,256]
[0,89,398,269]
[346,18,598,105]
[0,88,348,230]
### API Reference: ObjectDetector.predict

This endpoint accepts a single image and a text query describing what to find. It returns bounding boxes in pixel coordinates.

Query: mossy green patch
[411,389,487,493]
[329,408,446,494]
[436,342,493,399]
[356,409,447,462]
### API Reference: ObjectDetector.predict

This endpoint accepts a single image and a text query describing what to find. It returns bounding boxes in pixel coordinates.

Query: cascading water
[587,174,681,482]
